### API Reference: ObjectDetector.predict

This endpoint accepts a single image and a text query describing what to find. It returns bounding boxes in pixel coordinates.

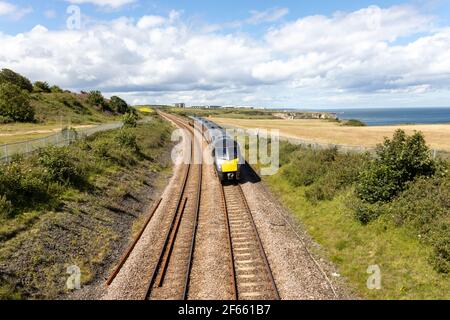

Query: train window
[215,140,239,160]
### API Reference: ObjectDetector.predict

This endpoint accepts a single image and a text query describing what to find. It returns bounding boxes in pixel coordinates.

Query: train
[191,117,244,182]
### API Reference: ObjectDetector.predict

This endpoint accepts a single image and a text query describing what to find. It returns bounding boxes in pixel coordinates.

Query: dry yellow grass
[211,118,450,151]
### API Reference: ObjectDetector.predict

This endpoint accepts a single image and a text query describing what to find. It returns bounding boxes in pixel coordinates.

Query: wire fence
[0,121,123,163]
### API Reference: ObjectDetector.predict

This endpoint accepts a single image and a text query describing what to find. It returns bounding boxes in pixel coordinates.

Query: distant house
[174,103,186,108]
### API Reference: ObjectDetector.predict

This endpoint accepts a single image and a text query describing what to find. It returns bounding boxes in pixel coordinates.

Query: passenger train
[191,117,244,182]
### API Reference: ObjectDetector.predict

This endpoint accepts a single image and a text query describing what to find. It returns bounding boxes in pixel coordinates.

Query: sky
[1,0,450,109]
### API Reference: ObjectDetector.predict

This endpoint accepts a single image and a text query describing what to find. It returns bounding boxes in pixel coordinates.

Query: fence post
[4,144,8,163]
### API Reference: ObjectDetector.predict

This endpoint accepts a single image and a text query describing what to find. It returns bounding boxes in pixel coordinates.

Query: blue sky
[1,0,450,108]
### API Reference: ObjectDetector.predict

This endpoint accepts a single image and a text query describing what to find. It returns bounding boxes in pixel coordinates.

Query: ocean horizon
[297,107,450,126]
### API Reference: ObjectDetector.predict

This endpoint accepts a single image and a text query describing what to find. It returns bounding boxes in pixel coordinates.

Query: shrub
[305,152,368,202]
[0,69,33,92]
[33,81,51,93]
[110,96,129,114]
[115,130,139,152]
[38,146,85,187]
[87,90,110,111]
[430,225,450,273]
[282,147,337,187]
[0,115,13,124]
[123,111,138,128]
[50,85,64,93]
[348,198,385,225]
[0,195,13,218]
[342,119,366,126]
[0,82,35,122]
[356,130,436,203]
[390,176,449,231]
[0,162,56,215]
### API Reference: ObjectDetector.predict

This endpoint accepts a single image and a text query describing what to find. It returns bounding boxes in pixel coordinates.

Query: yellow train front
[212,137,243,182]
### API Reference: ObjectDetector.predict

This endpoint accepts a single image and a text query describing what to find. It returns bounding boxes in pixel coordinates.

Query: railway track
[107,112,281,300]
[220,182,280,300]
[141,113,202,300]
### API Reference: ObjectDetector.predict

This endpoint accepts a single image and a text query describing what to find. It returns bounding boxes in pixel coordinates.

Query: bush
[430,225,450,273]
[0,69,33,92]
[33,81,51,93]
[282,147,337,187]
[347,198,385,225]
[87,90,110,111]
[115,130,139,152]
[356,130,436,204]
[110,96,129,114]
[0,162,56,215]
[342,119,366,126]
[0,115,13,124]
[50,85,64,93]
[0,82,35,122]
[123,111,138,128]
[0,195,13,218]
[38,146,85,187]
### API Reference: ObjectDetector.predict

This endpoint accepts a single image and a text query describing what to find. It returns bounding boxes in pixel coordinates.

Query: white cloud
[137,15,166,29]
[1,5,450,107]
[65,0,136,9]
[0,1,32,20]
[247,7,289,24]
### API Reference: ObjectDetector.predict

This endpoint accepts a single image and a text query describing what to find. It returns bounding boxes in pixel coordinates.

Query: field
[0,123,97,144]
[212,118,450,151]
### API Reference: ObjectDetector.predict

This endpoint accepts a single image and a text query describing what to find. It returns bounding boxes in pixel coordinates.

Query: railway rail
[220,182,280,300]
[142,112,202,300]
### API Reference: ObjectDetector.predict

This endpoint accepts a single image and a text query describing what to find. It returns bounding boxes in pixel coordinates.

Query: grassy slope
[265,174,450,299]
[0,92,120,144]
[0,118,173,299]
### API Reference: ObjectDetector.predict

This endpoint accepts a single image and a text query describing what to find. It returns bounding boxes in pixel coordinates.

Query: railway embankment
[0,116,173,299]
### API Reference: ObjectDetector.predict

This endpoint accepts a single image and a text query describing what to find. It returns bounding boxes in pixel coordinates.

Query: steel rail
[236,184,280,300]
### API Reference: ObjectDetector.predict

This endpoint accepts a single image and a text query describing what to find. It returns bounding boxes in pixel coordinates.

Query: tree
[0,83,35,122]
[356,129,436,203]
[110,96,129,114]
[87,90,110,111]
[33,81,51,93]
[0,69,33,92]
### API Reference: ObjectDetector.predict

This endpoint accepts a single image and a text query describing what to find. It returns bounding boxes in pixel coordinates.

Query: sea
[317,107,450,126]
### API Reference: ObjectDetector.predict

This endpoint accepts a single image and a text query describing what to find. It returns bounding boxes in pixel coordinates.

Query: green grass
[265,173,450,299]
[31,92,120,124]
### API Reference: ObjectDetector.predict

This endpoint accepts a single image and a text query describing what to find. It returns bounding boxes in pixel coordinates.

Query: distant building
[174,103,186,108]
